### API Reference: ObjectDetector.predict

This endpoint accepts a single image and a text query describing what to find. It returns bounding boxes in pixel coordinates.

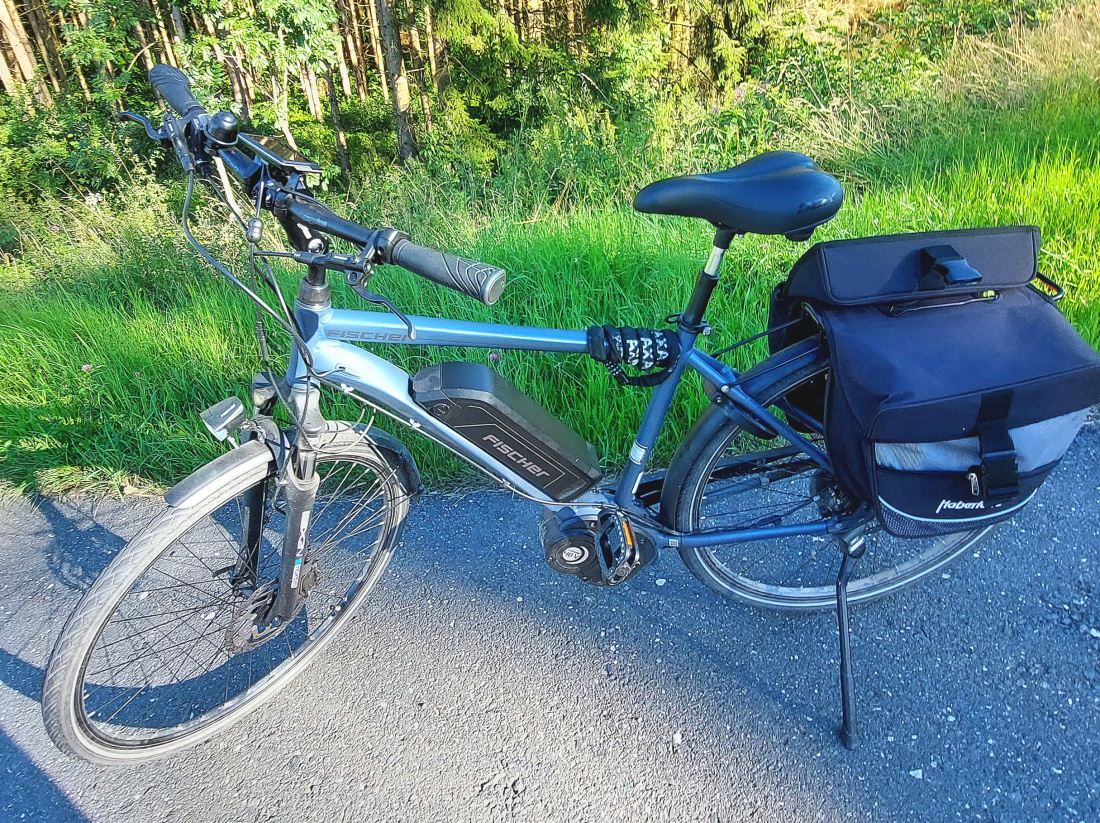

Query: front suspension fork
[267,443,319,624]
[231,480,267,590]
[268,381,325,626]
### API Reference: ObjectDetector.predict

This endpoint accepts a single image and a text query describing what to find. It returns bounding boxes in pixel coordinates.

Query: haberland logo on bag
[936,499,986,514]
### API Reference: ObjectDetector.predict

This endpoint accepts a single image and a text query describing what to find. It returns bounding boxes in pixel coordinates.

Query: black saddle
[633,151,844,241]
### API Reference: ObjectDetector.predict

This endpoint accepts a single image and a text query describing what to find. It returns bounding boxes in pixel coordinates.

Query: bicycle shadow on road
[0,727,88,823]
[0,647,43,704]
[0,495,137,705]
[32,496,129,592]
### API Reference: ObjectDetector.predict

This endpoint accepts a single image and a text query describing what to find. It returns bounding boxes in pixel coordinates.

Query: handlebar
[284,198,505,303]
[144,64,507,306]
[282,197,381,249]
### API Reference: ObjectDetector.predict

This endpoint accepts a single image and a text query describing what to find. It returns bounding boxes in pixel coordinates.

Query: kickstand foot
[836,533,866,751]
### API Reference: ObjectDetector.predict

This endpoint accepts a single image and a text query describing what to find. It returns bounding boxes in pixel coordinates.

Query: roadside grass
[1,3,1098,493]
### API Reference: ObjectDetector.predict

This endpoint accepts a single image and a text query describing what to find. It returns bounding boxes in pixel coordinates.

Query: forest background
[0,0,1097,492]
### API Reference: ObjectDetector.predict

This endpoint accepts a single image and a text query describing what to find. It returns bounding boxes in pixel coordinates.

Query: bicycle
[42,65,1004,764]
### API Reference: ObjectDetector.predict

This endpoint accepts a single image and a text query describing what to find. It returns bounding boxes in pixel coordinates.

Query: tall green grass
[2,3,1099,493]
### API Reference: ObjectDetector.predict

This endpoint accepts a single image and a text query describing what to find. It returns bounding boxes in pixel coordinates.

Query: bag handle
[920,245,983,290]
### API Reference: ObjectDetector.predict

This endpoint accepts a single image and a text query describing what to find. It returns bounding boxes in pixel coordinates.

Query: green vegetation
[1,1,1098,494]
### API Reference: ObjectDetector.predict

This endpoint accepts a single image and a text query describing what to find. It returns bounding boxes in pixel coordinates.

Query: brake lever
[119,111,168,145]
[346,270,416,340]
[162,111,196,174]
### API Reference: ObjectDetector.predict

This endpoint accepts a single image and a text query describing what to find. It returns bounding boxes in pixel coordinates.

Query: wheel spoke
[56,433,408,756]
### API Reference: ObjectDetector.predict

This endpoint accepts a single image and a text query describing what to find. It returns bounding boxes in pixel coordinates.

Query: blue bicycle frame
[284,238,841,552]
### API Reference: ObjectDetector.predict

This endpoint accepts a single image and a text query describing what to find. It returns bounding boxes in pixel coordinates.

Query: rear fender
[657,338,826,527]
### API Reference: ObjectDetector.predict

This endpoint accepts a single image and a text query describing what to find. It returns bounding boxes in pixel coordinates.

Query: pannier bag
[774,226,1100,537]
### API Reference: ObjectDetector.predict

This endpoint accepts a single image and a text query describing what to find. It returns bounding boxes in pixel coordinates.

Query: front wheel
[665,351,991,612]
[42,423,413,764]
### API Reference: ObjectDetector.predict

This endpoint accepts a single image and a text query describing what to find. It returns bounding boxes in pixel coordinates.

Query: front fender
[363,427,423,502]
[165,425,422,509]
[165,439,277,509]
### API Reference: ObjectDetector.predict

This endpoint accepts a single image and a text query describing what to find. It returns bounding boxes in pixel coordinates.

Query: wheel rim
[686,430,991,610]
[73,450,405,750]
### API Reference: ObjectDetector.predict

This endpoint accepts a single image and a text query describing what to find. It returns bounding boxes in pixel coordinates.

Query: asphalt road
[1,428,1099,822]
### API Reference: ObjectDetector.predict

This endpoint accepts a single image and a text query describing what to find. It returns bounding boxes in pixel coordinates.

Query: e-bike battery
[411,362,603,501]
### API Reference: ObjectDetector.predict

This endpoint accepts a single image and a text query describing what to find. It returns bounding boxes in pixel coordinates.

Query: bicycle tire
[42,422,412,764]
[665,350,992,612]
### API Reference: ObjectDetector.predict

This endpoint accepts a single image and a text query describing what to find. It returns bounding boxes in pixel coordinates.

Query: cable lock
[586,326,680,387]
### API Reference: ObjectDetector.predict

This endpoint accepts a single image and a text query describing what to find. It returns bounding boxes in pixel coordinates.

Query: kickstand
[835,531,867,750]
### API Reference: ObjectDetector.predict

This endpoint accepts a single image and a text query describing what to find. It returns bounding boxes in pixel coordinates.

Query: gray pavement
[1,428,1099,822]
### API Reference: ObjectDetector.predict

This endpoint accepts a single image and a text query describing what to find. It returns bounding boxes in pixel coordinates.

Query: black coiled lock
[586,325,680,387]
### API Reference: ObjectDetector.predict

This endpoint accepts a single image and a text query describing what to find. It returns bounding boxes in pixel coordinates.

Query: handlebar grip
[388,239,506,305]
[149,64,206,117]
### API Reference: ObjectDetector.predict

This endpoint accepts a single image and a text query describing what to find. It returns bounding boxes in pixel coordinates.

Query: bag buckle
[970,447,1018,499]
[975,392,1019,499]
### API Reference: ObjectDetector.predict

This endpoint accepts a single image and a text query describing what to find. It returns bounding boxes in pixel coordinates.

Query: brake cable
[179,170,315,371]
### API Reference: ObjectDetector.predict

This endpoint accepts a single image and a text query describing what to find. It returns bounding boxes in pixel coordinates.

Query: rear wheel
[42,423,413,764]
[666,353,991,611]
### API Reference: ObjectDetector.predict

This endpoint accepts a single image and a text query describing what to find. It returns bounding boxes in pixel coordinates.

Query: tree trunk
[0,40,14,92]
[565,0,575,54]
[152,4,178,67]
[342,0,369,100]
[406,1,424,62]
[57,9,92,100]
[25,6,60,91]
[170,4,186,44]
[424,1,439,94]
[300,61,323,122]
[202,13,244,109]
[402,0,432,133]
[133,21,157,72]
[234,45,255,116]
[271,61,300,151]
[0,0,35,81]
[332,24,352,96]
[365,0,389,103]
[375,0,416,162]
[325,66,351,176]
[26,0,64,87]
[0,0,45,101]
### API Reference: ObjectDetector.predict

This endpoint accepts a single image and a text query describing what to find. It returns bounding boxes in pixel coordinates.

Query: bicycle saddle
[633,151,844,241]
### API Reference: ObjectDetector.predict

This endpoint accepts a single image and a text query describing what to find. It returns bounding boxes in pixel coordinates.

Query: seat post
[678,227,737,333]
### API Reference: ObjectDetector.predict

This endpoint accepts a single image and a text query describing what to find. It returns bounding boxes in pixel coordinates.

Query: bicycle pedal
[596,509,656,586]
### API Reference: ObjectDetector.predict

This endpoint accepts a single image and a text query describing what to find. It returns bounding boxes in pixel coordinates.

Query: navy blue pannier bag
[773,226,1100,537]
